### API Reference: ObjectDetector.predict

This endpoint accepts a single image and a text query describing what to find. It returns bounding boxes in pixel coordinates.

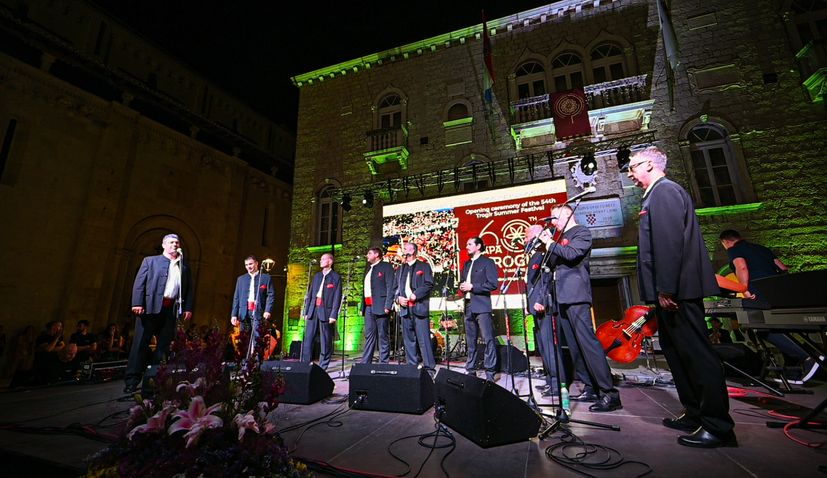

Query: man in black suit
[125,233,194,394]
[629,146,735,448]
[300,253,342,370]
[361,247,396,364]
[396,243,435,374]
[459,237,500,382]
[539,205,621,412]
[230,255,275,359]
[525,224,563,396]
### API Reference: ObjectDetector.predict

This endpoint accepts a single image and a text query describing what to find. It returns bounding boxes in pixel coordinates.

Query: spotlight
[579,153,597,176]
[616,146,631,172]
[362,190,374,208]
[341,193,352,212]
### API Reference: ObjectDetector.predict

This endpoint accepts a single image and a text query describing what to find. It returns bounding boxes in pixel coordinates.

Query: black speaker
[497,344,528,373]
[348,363,434,414]
[434,369,541,448]
[261,361,334,404]
[288,340,302,359]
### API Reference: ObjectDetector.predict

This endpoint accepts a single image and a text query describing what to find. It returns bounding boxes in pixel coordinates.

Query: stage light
[616,146,631,172]
[579,153,597,176]
[362,190,374,208]
[341,193,352,212]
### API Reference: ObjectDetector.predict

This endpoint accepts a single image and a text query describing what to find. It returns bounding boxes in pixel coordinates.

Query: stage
[0,356,825,477]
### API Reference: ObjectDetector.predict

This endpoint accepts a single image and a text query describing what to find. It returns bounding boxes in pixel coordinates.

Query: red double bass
[596,305,657,364]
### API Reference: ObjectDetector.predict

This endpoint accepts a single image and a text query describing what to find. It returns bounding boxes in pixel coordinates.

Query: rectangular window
[0,119,17,181]
[609,63,625,80]
[593,67,606,84]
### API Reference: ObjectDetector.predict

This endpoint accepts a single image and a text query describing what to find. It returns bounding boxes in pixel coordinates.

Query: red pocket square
[531,264,539,270]
[639,209,648,216]
[560,239,570,247]
[416,270,424,276]
[259,285,267,289]
[326,283,335,288]
[377,272,383,277]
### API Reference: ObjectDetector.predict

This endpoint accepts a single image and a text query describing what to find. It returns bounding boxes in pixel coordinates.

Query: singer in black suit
[361,247,396,364]
[230,255,275,358]
[539,205,621,412]
[525,225,563,394]
[300,253,342,369]
[629,147,735,448]
[124,233,194,394]
[396,243,436,373]
[459,237,500,382]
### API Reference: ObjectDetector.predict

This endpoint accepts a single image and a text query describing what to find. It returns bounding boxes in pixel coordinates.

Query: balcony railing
[366,126,407,152]
[509,74,650,125]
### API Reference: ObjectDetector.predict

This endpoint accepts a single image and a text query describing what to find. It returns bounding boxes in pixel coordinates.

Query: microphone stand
[440,280,455,371]
[496,268,521,396]
[538,196,619,438]
[334,258,358,380]
[298,260,315,362]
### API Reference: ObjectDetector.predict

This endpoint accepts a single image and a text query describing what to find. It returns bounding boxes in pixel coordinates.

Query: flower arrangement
[85,326,309,478]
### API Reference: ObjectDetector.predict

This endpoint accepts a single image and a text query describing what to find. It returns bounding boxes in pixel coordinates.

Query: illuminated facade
[289,0,827,353]
[0,0,295,336]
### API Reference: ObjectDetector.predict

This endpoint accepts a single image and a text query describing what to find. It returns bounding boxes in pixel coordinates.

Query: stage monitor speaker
[434,369,541,448]
[473,344,528,373]
[349,363,434,414]
[261,360,333,405]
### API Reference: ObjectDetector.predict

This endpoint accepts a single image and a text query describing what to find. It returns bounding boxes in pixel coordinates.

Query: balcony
[509,74,652,149]
[363,126,409,175]
[796,40,826,104]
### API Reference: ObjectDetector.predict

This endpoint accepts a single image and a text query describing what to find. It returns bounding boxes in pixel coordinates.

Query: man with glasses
[396,243,436,374]
[628,146,736,448]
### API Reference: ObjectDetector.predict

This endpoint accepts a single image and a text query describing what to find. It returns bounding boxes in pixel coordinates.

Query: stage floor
[0,356,825,477]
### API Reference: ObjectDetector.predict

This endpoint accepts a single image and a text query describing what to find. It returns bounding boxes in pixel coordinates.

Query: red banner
[551,89,591,139]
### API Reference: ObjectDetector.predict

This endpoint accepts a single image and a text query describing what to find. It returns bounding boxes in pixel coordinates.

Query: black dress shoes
[677,428,738,448]
[663,414,701,432]
[123,383,138,394]
[588,394,623,412]
[569,390,599,402]
[535,384,550,391]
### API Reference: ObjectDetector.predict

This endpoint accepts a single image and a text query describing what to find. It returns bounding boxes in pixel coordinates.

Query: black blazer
[303,270,343,320]
[526,250,550,312]
[637,177,718,302]
[459,255,499,314]
[396,260,433,317]
[131,254,194,315]
[547,225,592,305]
[361,261,396,315]
[231,272,275,320]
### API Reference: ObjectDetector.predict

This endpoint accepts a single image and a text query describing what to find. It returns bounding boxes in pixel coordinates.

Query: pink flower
[175,377,206,396]
[233,411,260,441]
[127,404,176,440]
[168,396,223,448]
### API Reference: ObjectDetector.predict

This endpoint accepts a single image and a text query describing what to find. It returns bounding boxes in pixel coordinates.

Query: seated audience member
[33,321,76,384]
[99,323,126,361]
[708,318,732,344]
[70,320,98,363]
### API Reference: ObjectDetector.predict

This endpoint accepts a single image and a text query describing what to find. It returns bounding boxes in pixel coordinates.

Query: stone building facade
[286,0,826,354]
[0,0,295,338]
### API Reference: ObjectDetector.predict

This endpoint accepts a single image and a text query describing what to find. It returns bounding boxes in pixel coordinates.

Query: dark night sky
[92,0,551,132]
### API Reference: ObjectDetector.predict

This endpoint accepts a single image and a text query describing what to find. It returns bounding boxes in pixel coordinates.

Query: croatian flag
[482,11,494,104]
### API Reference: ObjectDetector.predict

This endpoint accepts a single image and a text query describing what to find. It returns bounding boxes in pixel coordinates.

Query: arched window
[316,186,341,245]
[590,43,626,83]
[378,94,403,129]
[688,124,739,207]
[515,61,547,99]
[446,102,469,121]
[551,53,584,91]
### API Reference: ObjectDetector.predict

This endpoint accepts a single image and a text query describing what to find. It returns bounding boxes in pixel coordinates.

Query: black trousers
[557,303,617,399]
[536,313,565,387]
[657,299,734,436]
[402,314,435,370]
[362,309,390,364]
[301,307,335,369]
[465,311,497,373]
[125,306,176,386]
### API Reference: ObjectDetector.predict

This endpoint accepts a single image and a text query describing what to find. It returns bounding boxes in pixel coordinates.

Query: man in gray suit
[360,247,396,364]
[230,255,275,360]
[396,243,435,374]
[629,146,735,448]
[125,233,194,394]
[539,205,621,412]
[459,237,500,382]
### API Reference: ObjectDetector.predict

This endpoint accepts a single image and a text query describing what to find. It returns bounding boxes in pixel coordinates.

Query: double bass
[596,305,657,364]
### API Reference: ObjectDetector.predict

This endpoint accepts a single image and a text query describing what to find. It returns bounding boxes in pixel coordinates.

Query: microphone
[309,259,317,264]
[176,248,183,255]
[352,255,361,262]
[563,186,597,204]
[523,237,539,254]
